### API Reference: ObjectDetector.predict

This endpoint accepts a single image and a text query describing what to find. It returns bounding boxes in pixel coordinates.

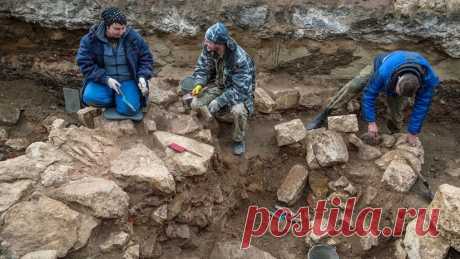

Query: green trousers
[330,65,407,132]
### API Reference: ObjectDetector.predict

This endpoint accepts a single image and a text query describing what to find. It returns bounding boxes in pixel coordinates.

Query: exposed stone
[210,241,277,259]
[305,128,326,169]
[0,180,33,213]
[0,142,70,182]
[168,192,188,220]
[1,196,97,258]
[328,176,357,196]
[21,250,58,259]
[5,138,30,151]
[254,87,277,113]
[151,204,168,224]
[447,167,460,177]
[360,235,379,251]
[154,131,215,176]
[381,134,396,148]
[194,129,213,144]
[429,184,460,250]
[308,171,330,200]
[52,176,129,218]
[393,239,408,259]
[363,186,378,206]
[382,160,417,192]
[168,114,201,136]
[274,119,307,147]
[143,118,157,134]
[375,149,422,173]
[50,118,66,131]
[40,164,73,187]
[269,89,300,110]
[123,244,140,259]
[277,164,308,205]
[348,134,382,161]
[165,224,191,239]
[327,114,359,133]
[110,144,175,194]
[94,117,137,136]
[0,127,8,142]
[74,214,100,250]
[395,135,424,161]
[0,104,21,126]
[312,130,349,167]
[77,107,101,129]
[403,220,449,259]
[149,87,177,106]
[49,127,116,167]
[100,232,130,253]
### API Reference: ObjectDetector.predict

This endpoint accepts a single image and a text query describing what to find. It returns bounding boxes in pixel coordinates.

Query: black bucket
[307,244,340,259]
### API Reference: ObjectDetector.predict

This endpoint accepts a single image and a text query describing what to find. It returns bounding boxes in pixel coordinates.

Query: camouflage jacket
[192,37,256,114]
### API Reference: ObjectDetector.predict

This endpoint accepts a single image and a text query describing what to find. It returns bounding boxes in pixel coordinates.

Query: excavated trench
[1,17,460,259]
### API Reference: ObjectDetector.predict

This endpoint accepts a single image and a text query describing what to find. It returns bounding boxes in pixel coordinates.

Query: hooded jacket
[362,51,440,134]
[193,37,256,114]
[76,23,154,106]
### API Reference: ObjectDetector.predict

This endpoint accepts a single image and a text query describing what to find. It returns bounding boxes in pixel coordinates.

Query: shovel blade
[305,108,330,130]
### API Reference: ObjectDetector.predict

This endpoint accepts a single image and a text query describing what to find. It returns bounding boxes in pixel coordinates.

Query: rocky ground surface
[0,71,460,259]
[1,0,460,258]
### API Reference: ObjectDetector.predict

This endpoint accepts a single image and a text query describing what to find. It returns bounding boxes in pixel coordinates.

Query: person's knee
[191,98,207,110]
[116,100,141,116]
[231,103,247,117]
[82,85,113,107]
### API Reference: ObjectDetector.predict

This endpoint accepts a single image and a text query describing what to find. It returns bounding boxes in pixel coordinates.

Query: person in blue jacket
[76,7,154,116]
[325,51,439,146]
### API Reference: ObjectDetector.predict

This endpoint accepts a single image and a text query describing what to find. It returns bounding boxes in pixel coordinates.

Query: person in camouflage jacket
[189,22,255,155]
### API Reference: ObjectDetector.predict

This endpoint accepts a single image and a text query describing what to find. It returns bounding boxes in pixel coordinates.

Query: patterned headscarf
[101,7,127,26]
[205,22,229,44]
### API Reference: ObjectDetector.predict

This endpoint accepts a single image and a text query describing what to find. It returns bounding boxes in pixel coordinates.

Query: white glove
[208,99,220,114]
[107,77,121,95]
[138,77,148,96]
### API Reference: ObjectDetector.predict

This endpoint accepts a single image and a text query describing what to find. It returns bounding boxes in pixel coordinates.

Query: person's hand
[138,77,148,96]
[107,77,121,95]
[406,134,418,147]
[367,122,379,140]
[208,99,220,114]
[192,84,203,96]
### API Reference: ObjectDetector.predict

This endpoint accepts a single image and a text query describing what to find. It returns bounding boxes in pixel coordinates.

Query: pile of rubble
[0,77,235,259]
[1,74,459,259]
[273,114,460,258]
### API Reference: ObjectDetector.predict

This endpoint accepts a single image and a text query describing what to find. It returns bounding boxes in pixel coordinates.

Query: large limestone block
[312,130,349,167]
[52,176,129,218]
[274,119,306,147]
[110,144,175,194]
[154,131,215,176]
[1,196,98,258]
[277,164,309,205]
[381,160,417,192]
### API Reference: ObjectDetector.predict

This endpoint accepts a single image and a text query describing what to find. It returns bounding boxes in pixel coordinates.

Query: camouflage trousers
[190,86,248,142]
[330,64,407,132]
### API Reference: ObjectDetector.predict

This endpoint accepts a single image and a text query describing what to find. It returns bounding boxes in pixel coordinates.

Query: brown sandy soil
[1,77,459,259]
